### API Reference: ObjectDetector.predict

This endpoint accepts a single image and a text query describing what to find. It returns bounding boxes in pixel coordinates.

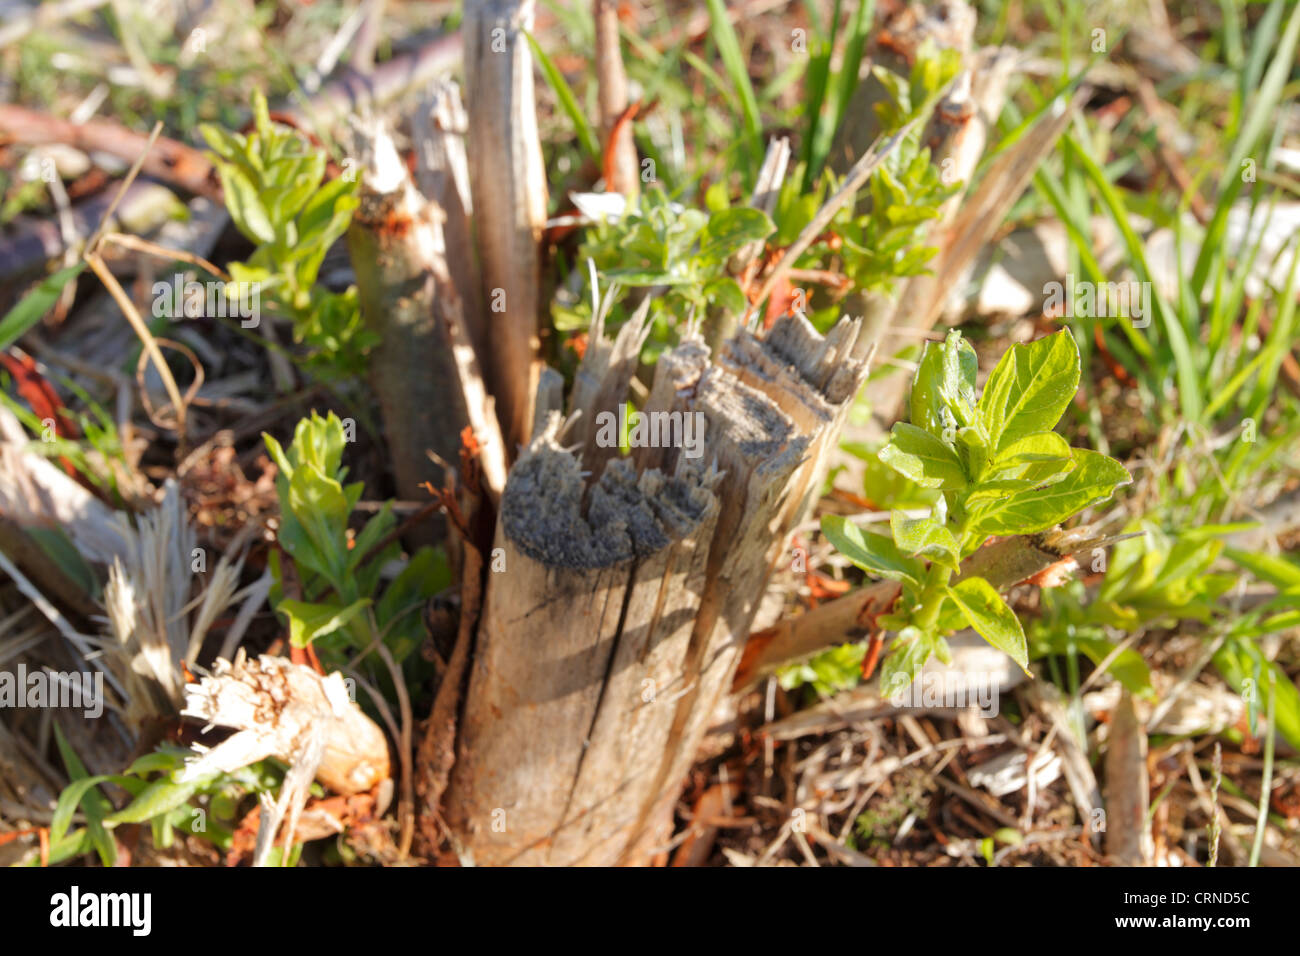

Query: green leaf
[198,123,248,166]
[287,464,349,575]
[524,30,602,162]
[702,276,747,313]
[1225,547,1300,590]
[52,726,116,866]
[49,773,112,848]
[268,150,327,228]
[347,503,396,573]
[124,748,189,777]
[971,448,1130,535]
[908,338,947,435]
[821,514,925,585]
[252,89,273,140]
[879,422,967,489]
[277,597,372,647]
[696,207,774,266]
[1214,639,1300,751]
[1076,636,1152,698]
[910,330,978,436]
[890,511,959,569]
[937,329,978,426]
[105,777,206,826]
[704,0,763,169]
[978,330,1080,452]
[0,263,87,351]
[993,430,1073,469]
[947,576,1029,672]
[879,626,934,697]
[216,163,276,244]
[19,827,91,866]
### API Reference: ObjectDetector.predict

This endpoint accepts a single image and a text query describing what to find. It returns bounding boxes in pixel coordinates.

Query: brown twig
[0,104,220,200]
[594,0,639,197]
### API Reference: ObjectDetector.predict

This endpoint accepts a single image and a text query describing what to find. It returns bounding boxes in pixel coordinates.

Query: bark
[346,123,483,503]
[463,0,548,456]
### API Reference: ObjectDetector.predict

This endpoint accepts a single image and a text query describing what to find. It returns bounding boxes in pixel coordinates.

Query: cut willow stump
[445,312,869,865]
[347,118,507,506]
[347,124,466,500]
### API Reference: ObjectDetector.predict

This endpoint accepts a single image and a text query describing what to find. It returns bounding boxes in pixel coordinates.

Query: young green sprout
[823,329,1131,695]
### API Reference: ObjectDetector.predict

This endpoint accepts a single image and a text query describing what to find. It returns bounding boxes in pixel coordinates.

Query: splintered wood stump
[445,313,869,865]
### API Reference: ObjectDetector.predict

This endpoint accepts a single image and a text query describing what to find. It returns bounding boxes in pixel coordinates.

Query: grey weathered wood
[463,0,548,456]
[445,416,718,865]
[568,298,652,478]
[444,312,878,865]
[414,80,487,364]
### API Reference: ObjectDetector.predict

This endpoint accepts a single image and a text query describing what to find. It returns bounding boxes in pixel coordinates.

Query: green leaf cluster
[557,187,774,352]
[200,91,373,378]
[29,733,283,867]
[772,41,962,327]
[263,412,448,663]
[823,329,1131,694]
[1028,530,1235,701]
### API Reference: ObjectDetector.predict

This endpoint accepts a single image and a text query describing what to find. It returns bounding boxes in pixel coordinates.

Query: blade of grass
[705,0,763,175]
[1062,133,1204,422]
[1245,236,1300,420]
[1191,0,1300,296]
[525,30,601,164]
[1249,669,1276,867]
[0,262,86,350]
[808,0,874,183]
[799,0,840,177]
[53,724,116,867]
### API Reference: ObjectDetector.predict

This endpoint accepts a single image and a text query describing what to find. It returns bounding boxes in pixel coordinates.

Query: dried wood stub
[445,313,871,865]
[347,124,467,499]
[446,416,719,865]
